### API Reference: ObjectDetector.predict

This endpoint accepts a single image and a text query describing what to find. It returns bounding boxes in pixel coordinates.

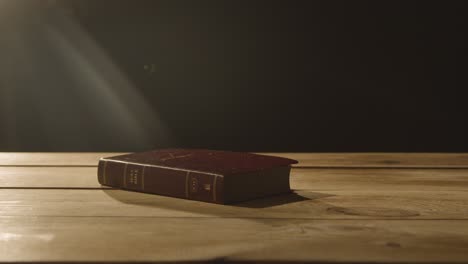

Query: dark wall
[1,0,467,152]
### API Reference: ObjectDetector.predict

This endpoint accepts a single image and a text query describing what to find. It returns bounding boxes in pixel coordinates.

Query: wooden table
[1,152,468,263]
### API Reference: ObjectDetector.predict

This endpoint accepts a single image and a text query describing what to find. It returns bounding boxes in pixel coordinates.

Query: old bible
[97,149,298,204]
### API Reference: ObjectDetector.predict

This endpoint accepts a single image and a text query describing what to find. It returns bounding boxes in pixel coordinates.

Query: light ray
[0,2,174,150]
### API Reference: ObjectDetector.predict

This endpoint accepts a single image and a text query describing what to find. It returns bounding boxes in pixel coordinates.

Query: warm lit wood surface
[1,153,468,263]
[2,152,468,168]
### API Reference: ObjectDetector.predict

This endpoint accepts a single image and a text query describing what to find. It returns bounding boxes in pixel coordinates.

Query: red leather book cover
[97,149,298,204]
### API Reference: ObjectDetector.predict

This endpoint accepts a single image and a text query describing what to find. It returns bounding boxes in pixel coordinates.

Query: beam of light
[0,2,174,151]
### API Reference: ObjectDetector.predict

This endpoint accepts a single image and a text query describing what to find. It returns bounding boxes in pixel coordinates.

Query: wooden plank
[0,152,125,167]
[0,167,106,189]
[264,152,468,168]
[2,152,468,168]
[1,189,467,219]
[2,167,468,191]
[1,153,467,264]
[291,168,468,191]
[0,216,467,262]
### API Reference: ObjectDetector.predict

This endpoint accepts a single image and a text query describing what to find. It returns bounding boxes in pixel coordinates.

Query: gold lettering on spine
[123,163,128,188]
[185,171,190,198]
[142,166,145,191]
[213,175,217,203]
[102,161,108,185]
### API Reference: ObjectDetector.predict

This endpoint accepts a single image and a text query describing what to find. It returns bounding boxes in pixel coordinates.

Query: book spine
[97,159,224,204]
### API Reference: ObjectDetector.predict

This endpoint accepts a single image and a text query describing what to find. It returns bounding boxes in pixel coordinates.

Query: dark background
[1,0,467,152]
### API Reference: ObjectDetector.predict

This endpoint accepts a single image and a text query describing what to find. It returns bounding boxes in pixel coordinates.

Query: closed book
[97,149,298,204]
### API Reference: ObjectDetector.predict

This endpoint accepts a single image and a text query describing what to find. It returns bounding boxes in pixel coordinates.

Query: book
[97,149,298,204]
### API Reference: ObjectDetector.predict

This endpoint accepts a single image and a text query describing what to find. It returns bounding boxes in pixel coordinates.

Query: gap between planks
[3,165,468,170]
[0,215,467,221]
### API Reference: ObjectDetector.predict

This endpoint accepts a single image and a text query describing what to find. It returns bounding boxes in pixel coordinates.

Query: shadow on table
[102,189,332,218]
[232,191,311,208]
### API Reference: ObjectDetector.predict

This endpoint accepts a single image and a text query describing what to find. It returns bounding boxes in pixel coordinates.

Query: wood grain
[2,167,468,192]
[291,168,468,191]
[0,189,467,219]
[2,152,468,263]
[265,152,468,168]
[0,152,125,167]
[2,152,468,168]
[0,167,106,188]
[0,217,467,263]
